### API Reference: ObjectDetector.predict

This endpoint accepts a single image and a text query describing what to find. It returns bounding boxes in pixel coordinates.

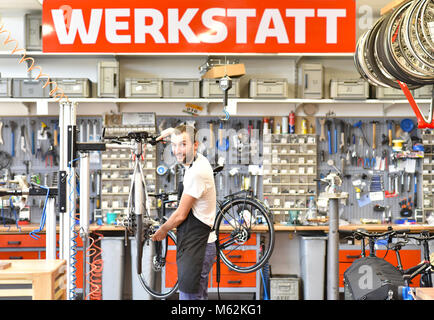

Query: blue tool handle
[11,132,14,157]
[334,130,337,154]
[327,131,332,154]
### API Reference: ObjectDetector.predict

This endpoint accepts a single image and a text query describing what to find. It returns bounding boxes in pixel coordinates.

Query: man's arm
[151,193,196,241]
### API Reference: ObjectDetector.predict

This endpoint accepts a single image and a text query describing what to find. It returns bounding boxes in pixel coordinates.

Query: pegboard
[0,116,102,225]
[315,116,422,223]
[156,115,264,201]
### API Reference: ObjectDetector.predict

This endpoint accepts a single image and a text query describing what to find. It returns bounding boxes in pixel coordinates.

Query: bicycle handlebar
[353,228,411,239]
[400,231,434,242]
[102,129,159,145]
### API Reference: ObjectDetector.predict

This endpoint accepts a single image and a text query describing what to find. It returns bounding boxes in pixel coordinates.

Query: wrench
[9,121,17,157]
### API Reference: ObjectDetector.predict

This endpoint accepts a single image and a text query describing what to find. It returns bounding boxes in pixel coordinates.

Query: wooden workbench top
[0,223,433,234]
[0,259,66,277]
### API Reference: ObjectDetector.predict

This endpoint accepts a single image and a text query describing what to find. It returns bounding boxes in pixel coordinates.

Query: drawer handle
[9,256,23,259]
[346,255,361,259]
[228,280,241,284]
[228,255,242,259]
[7,241,21,245]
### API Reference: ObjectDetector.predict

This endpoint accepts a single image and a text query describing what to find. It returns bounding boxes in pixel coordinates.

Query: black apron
[176,174,211,293]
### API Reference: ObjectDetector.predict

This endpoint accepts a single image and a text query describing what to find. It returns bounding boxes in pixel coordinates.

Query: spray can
[289,111,295,134]
[301,118,308,134]
[263,118,269,134]
[281,116,288,134]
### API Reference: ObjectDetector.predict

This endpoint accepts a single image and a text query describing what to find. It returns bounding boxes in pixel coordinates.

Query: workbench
[0,259,66,300]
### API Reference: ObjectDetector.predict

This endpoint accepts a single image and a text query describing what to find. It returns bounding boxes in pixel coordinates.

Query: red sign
[42,0,356,53]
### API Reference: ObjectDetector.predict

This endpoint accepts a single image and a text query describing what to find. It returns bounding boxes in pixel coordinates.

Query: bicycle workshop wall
[0,0,433,299]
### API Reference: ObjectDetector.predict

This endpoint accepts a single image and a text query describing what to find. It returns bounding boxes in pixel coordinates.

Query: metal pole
[59,102,65,260]
[327,198,339,300]
[79,153,90,299]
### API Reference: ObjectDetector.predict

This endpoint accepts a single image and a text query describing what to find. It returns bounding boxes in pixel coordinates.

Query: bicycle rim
[138,230,178,299]
[215,197,275,273]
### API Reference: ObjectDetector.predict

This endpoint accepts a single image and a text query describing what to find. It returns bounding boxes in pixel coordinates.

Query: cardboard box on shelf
[201,63,246,79]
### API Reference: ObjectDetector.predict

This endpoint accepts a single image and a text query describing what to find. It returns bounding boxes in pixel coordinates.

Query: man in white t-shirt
[152,124,216,300]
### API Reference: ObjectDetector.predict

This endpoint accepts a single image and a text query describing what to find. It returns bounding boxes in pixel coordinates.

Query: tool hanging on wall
[319,118,326,142]
[9,121,17,157]
[0,120,3,145]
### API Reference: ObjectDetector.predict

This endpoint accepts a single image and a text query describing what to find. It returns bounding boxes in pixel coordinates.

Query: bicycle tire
[215,197,275,273]
[138,230,178,299]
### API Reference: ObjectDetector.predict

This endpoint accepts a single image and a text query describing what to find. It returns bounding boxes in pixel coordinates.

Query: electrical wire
[29,185,50,240]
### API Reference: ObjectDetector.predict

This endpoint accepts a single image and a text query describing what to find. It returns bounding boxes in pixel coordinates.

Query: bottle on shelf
[306,196,318,225]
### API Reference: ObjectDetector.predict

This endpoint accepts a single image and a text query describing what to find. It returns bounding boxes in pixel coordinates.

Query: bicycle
[391,231,434,288]
[103,130,275,299]
[344,227,434,300]
[103,130,180,299]
[343,228,409,300]
[213,186,275,274]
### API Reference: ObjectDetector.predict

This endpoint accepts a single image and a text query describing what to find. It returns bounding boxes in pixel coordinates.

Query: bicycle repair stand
[57,101,106,300]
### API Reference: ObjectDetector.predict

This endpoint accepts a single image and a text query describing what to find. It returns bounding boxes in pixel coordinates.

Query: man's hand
[151,225,168,242]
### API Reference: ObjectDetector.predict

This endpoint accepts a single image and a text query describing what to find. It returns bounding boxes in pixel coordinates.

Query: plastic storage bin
[249,78,288,98]
[270,275,300,300]
[300,236,327,300]
[130,238,154,300]
[53,78,91,98]
[12,78,51,98]
[97,61,119,98]
[101,237,125,300]
[330,80,369,99]
[0,78,12,97]
[201,78,240,98]
[125,78,162,98]
[163,79,200,98]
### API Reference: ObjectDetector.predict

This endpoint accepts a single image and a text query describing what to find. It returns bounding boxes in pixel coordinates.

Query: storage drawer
[25,14,42,50]
[0,234,81,248]
[211,272,256,288]
[220,249,257,263]
[12,79,51,98]
[301,63,323,99]
[201,78,240,98]
[330,80,369,99]
[163,79,200,98]
[53,78,91,97]
[249,78,288,98]
[339,250,362,263]
[0,234,46,248]
[97,61,119,98]
[0,78,12,97]
[376,86,407,99]
[0,251,39,260]
[125,78,162,98]
[413,85,432,99]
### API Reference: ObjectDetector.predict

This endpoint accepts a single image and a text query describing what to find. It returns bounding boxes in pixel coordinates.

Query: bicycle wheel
[137,230,178,299]
[215,197,275,273]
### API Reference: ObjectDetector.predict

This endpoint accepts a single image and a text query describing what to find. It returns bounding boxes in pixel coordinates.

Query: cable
[85,227,104,300]
[67,157,82,299]
[29,185,50,240]
[0,23,70,103]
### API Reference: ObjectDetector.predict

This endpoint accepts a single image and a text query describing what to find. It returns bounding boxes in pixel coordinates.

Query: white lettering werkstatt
[49,7,347,45]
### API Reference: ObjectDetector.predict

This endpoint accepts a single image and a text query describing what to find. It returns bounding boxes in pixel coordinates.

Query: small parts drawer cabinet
[165,233,261,298]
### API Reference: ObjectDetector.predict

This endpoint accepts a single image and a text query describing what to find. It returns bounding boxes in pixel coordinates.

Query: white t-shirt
[182,153,217,243]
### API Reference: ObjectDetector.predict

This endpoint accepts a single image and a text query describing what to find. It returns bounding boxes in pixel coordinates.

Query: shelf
[0,51,356,58]
[263,193,316,196]
[264,183,316,186]
[0,97,431,105]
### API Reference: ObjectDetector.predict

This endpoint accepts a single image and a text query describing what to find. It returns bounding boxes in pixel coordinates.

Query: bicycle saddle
[213,165,224,176]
